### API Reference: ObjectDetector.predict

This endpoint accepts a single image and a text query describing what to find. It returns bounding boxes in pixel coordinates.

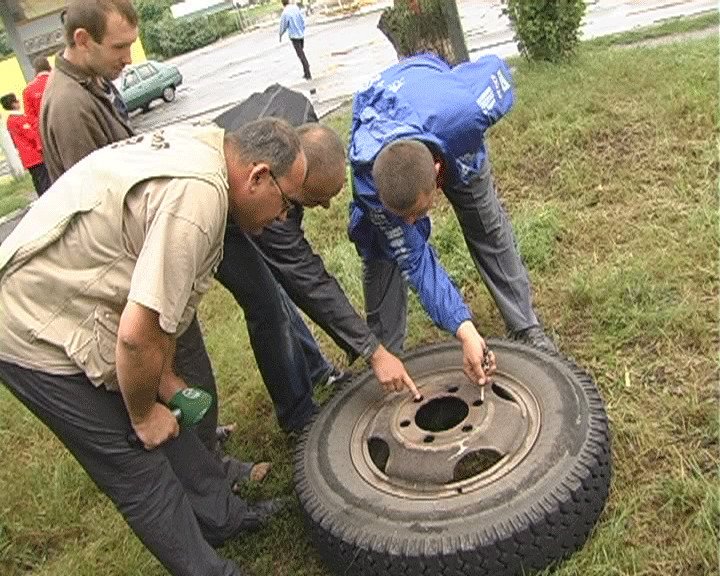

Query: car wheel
[294,339,611,576]
[162,86,176,102]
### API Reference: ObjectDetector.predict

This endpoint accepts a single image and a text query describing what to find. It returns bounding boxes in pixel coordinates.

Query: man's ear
[434,161,441,175]
[74,28,92,50]
[248,162,269,191]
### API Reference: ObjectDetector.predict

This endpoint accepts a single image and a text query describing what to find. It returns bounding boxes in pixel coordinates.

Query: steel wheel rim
[349,367,542,500]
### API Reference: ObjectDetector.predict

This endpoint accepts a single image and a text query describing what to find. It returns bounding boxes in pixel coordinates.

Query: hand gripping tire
[293,340,611,576]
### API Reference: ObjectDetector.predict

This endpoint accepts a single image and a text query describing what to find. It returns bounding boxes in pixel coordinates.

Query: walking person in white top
[279,0,311,80]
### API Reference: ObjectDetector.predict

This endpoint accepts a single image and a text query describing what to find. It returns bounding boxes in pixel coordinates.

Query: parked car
[117,60,183,113]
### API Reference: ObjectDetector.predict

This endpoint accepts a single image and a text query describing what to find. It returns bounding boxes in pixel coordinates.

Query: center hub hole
[414,396,469,432]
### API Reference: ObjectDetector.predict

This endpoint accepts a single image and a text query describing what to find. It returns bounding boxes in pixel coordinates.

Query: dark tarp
[213,84,318,130]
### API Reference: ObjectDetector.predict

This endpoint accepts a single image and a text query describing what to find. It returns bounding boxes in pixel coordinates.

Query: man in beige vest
[0,118,305,576]
[38,0,240,457]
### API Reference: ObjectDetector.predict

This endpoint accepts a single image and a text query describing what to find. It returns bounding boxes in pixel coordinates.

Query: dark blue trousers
[215,221,328,432]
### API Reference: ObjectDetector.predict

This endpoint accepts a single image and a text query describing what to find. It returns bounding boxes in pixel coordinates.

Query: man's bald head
[297,123,346,208]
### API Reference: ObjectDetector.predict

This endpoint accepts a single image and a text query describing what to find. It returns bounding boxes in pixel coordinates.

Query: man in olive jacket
[40,0,136,182]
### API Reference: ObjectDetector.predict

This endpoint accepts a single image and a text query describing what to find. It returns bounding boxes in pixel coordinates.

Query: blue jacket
[348,53,514,335]
[279,5,305,40]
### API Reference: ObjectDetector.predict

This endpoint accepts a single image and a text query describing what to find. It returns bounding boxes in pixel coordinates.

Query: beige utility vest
[0,125,229,390]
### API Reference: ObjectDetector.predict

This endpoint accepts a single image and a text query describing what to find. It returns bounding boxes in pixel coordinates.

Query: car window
[123,71,140,89]
[136,63,157,80]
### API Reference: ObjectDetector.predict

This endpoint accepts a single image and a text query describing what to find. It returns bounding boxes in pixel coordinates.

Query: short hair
[372,139,436,212]
[32,56,51,74]
[225,117,302,178]
[63,0,138,47]
[0,93,18,111]
[297,123,345,179]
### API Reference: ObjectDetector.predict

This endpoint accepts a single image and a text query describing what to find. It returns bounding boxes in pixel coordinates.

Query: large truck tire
[294,340,611,575]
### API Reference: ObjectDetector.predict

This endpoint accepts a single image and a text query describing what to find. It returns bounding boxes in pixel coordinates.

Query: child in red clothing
[1,93,50,196]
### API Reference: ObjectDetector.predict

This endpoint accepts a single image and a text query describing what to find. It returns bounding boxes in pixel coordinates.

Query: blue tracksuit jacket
[348,53,514,335]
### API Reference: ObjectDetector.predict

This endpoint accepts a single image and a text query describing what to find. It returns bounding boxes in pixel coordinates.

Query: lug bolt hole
[447,386,459,393]
[473,399,483,407]
[423,435,435,443]
[462,425,473,432]
[400,419,411,428]
[413,395,424,403]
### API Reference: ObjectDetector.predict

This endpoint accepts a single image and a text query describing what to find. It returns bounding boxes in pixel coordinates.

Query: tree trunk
[377,0,469,66]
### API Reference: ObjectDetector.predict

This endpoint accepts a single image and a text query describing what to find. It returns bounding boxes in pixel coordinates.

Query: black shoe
[509,325,558,354]
[285,403,320,440]
[234,498,289,534]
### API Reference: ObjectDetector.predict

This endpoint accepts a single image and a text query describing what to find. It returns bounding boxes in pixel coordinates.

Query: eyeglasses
[268,168,294,214]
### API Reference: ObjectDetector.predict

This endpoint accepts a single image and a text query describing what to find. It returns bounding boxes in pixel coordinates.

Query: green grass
[0,174,33,218]
[240,1,283,25]
[1,31,718,576]
[585,10,719,49]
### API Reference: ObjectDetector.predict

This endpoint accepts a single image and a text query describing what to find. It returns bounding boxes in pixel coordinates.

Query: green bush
[145,15,218,58]
[502,0,586,62]
[209,11,245,38]
[134,0,172,23]
[133,0,172,56]
[133,0,244,58]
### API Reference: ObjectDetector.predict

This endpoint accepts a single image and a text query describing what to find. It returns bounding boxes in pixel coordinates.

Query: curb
[309,4,388,27]
[0,205,28,227]
[0,204,31,245]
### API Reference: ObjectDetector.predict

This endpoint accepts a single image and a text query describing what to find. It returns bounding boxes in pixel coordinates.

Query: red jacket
[22,71,50,129]
[6,112,43,169]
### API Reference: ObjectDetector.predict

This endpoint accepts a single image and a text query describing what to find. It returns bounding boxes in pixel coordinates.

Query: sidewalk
[0,203,30,243]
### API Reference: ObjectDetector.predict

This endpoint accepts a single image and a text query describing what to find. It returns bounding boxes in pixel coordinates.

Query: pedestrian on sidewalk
[0,93,50,195]
[279,0,312,80]
[22,56,52,131]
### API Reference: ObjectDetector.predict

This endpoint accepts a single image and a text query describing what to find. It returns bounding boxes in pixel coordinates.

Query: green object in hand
[168,388,213,429]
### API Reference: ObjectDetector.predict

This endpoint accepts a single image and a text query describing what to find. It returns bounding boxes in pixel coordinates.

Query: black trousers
[0,321,249,576]
[291,38,311,79]
[28,162,51,196]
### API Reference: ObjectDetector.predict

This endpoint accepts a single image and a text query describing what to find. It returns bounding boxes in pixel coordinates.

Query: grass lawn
[240,1,283,24]
[0,26,717,576]
[0,174,33,218]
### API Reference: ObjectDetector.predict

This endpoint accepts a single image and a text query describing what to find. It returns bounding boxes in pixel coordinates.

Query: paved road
[0,0,716,197]
[127,0,717,133]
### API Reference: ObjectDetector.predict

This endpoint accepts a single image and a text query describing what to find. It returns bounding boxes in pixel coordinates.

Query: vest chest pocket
[64,306,120,390]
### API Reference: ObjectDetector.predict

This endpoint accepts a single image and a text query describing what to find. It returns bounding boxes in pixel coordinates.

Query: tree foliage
[0,22,12,59]
[502,0,586,62]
